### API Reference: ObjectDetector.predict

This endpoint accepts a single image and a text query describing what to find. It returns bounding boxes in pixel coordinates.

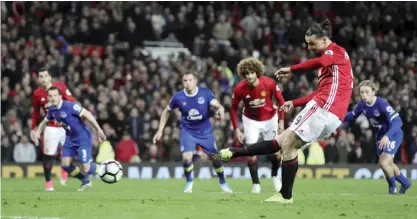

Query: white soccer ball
[97,160,123,184]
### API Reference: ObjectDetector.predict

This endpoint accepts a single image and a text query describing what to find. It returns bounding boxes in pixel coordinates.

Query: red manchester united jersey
[231,76,285,129]
[291,43,353,120]
[31,82,75,130]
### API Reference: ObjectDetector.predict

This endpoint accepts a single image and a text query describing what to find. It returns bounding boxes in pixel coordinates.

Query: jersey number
[294,115,302,125]
[81,149,87,161]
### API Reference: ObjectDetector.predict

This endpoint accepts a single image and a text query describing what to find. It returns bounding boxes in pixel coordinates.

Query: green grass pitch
[1,178,416,219]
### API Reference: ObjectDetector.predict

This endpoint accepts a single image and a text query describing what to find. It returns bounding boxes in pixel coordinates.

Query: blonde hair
[358,80,378,91]
[237,58,264,78]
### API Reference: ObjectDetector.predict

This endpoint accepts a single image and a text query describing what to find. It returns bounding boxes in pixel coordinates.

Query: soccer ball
[97,160,123,184]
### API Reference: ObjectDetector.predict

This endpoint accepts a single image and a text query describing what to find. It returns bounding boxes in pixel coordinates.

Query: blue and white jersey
[47,100,91,143]
[168,87,217,135]
[345,97,402,139]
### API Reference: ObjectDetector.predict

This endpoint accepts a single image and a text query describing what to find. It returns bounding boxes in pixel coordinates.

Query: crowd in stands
[2,2,417,164]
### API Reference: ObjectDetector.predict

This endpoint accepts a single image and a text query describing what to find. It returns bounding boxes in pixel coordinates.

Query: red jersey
[31,82,75,130]
[231,76,285,129]
[291,43,353,121]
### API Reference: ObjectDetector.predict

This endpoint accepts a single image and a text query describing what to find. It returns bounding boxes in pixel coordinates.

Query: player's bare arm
[32,118,50,146]
[153,106,170,144]
[81,109,106,143]
[211,100,225,120]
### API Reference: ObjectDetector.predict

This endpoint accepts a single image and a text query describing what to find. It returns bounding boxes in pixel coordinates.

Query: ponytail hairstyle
[306,18,332,39]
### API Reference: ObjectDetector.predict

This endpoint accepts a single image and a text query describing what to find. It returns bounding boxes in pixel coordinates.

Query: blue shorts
[180,129,217,155]
[61,137,93,163]
[376,131,403,157]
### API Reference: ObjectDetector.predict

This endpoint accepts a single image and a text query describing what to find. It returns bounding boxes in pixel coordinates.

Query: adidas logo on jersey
[41,97,46,102]
[245,95,250,98]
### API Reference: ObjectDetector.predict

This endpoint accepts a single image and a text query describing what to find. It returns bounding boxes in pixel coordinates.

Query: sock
[62,164,90,184]
[395,173,410,186]
[386,176,396,188]
[231,139,281,158]
[271,156,281,177]
[280,156,298,199]
[43,155,54,182]
[248,158,260,184]
[211,157,226,184]
[183,162,193,182]
[88,162,97,175]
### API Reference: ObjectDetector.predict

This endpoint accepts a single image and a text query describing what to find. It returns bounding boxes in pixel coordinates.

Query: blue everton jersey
[168,87,216,135]
[348,97,401,138]
[46,101,91,142]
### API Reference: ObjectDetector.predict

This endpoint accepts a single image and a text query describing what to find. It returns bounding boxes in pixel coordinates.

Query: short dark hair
[305,18,332,39]
[47,86,61,95]
[38,68,49,76]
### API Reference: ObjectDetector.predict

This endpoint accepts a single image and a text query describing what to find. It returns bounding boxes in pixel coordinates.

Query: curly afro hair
[237,58,265,78]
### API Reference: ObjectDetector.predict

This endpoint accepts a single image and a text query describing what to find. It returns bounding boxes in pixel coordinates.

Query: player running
[220,19,353,203]
[31,86,106,192]
[153,71,233,193]
[231,58,285,193]
[344,80,412,194]
[30,69,75,191]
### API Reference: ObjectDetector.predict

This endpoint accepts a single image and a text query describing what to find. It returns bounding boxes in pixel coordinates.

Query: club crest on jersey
[182,102,187,106]
[198,97,205,104]
[374,109,380,117]
[60,111,67,118]
[261,91,266,97]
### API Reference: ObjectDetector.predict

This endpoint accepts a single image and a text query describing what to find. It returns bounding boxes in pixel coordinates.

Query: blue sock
[211,157,226,184]
[62,165,90,184]
[183,162,193,182]
[88,162,97,175]
[386,176,396,188]
[395,173,410,186]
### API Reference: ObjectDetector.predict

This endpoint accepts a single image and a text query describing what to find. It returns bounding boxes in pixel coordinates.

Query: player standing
[153,72,233,193]
[220,19,353,203]
[31,86,106,191]
[230,58,285,193]
[344,80,412,194]
[30,69,75,191]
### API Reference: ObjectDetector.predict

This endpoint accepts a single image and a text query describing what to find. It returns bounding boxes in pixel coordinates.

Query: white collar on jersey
[365,97,377,107]
[56,100,64,109]
[184,87,199,97]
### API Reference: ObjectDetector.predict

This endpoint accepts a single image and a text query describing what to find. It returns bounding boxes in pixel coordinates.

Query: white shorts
[242,114,278,144]
[289,100,341,143]
[43,126,66,155]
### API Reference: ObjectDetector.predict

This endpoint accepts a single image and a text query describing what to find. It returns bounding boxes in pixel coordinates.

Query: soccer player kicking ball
[230,58,285,193]
[153,72,233,193]
[344,80,412,194]
[31,86,107,192]
[220,19,353,203]
[31,69,75,191]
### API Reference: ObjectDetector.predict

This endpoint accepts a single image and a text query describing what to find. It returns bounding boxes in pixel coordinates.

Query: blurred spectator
[13,135,37,163]
[324,136,339,164]
[115,132,141,163]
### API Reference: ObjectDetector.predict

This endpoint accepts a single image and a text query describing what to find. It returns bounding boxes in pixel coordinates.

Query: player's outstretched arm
[275,55,333,80]
[153,107,170,144]
[81,109,106,143]
[344,101,364,122]
[32,118,49,146]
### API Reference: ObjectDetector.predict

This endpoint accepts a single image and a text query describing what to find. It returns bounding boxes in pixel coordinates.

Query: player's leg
[264,114,282,192]
[199,135,232,193]
[378,133,411,194]
[42,127,63,191]
[180,130,197,193]
[57,129,68,185]
[378,153,397,194]
[242,115,262,193]
[76,144,96,192]
[60,143,91,191]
